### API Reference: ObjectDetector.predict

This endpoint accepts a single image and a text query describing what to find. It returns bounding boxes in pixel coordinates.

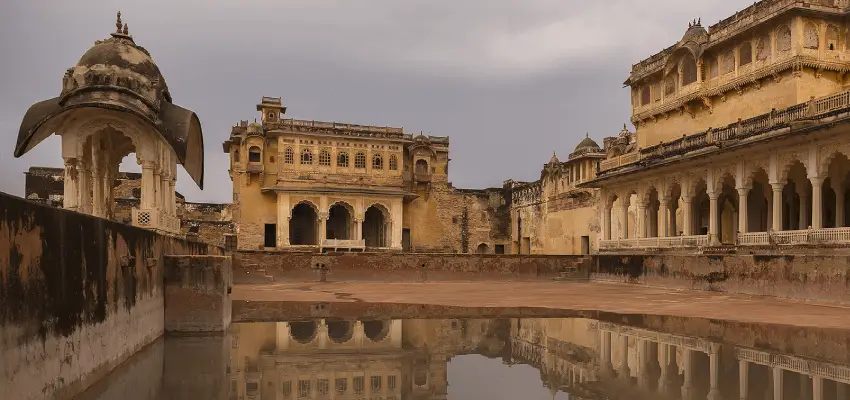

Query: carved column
[834,181,845,227]
[658,343,670,394]
[141,161,156,210]
[810,176,824,229]
[773,366,784,400]
[682,197,693,236]
[669,201,678,235]
[600,331,614,376]
[659,198,669,237]
[800,193,810,229]
[603,205,612,240]
[681,348,693,400]
[708,343,720,400]
[709,191,720,245]
[636,201,647,239]
[772,183,785,231]
[812,376,823,400]
[169,179,177,216]
[620,202,630,239]
[355,218,363,241]
[91,146,105,217]
[276,193,290,248]
[275,322,290,351]
[618,335,631,381]
[77,160,91,213]
[318,212,328,246]
[317,319,328,349]
[737,187,749,234]
[62,157,80,211]
[739,360,749,400]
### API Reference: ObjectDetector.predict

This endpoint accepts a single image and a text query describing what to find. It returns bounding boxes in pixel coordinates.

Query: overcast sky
[1,0,755,203]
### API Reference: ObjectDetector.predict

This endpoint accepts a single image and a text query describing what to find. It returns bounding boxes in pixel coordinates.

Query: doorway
[580,236,590,255]
[264,224,276,248]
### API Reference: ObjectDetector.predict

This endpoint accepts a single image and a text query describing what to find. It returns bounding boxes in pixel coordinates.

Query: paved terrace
[232,281,850,330]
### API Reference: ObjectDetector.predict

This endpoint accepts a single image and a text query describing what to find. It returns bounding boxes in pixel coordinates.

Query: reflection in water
[76,315,850,400]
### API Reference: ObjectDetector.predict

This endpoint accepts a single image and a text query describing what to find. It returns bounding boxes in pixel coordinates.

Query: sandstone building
[223,97,511,253]
[588,0,850,250]
[507,134,607,255]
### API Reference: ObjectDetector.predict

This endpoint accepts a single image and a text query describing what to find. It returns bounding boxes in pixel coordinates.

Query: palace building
[587,0,850,249]
[223,97,512,252]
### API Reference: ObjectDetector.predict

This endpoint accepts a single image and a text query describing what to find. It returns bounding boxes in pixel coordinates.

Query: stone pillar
[62,157,80,211]
[811,176,824,229]
[318,213,328,246]
[670,201,678,236]
[141,161,156,209]
[353,321,364,347]
[772,183,785,231]
[838,382,847,399]
[708,344,720,400]
[620,203,630,239]
[834,182,846,228]
[739,360,749,400]
[600,331,614,376]
[636,202,647,238]
[603,206,612,240]
[78,161,91,213]
[737,187,749,234]
[709,192,720,245]
[658,344,669,393]
[618,335,631,381]
[659,198,669,237]
[276,322,291,351]
[812,376,823,400]
[683,197,692,235]
[317,319,328,349]
[390,320,402,347]
[276,193,290,248]
[800,193,810,229]
[773,367,784,400]
[169,179,177,216]
[681,349,693,400]
[355,218,363,241]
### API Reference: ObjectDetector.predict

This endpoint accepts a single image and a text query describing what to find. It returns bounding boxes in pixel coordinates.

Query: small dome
[548,152,560,164]
[574,135,601,152]
[681,19,708,44]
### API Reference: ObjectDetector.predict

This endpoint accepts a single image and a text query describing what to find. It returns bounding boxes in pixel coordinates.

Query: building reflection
[92,317,850,400]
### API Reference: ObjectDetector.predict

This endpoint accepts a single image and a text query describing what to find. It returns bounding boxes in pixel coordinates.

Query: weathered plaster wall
[0,192,222,400]
[233,251,590,282]
[593,254,850,304]
[163,255,232,333]
[405,185,511,253]
[513,189,600,255]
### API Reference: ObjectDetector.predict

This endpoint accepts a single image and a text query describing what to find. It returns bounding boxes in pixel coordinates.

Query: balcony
[414,172,431,182]
[600,235,708,249]
[322,239,365,251]
[738,228,850,246]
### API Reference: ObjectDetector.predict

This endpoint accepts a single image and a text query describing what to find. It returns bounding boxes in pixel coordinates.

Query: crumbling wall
[233,251,589,282]
[593,254,850,304]
[0,192,222,400]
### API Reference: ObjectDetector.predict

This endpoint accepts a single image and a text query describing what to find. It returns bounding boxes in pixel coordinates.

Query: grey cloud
[1,0,756,203]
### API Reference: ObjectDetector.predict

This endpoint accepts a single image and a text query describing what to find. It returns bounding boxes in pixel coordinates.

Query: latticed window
[335,378,347,394]
[319,149,331,166]
[337,151,349,167]
[317,379,329,395]
[284,147,294,164]
[248,146,261,162]
[353,376,365,394]
[298,380,311,398]
[370,376,382,392]
[739,42,752,66]
[355,152,366,169]
[388,375,397,391]
[389,155,398,170]
[282,381,292,397]
[372,154,383,169]
[300,148,313,164]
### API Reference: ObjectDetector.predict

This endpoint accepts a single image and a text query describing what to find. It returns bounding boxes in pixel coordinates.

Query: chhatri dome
[573,133,602,153]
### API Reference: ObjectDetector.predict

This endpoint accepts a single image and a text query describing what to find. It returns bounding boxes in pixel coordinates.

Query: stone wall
[512,188,600,255]
[593,254,850,304]
[0,192,223,400]
[232,251,589,283]
[164,255,232,333]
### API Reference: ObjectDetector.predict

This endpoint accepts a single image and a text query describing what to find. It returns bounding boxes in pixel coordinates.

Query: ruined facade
[507,135,606,255]
[23,166,234,247]
[589,0,850,250]
[223,97,510,253]
[14,12,204,235]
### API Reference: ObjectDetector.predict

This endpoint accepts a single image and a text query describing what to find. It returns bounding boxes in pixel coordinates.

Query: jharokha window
[640,86,651,106]
[681,57,698,86]
[372,154,383,169]
[284,147,294,164]
[248,146,261,163]
[739,42,752,66]
[337,151,349,167]
[300,148,313,164]
[389,154,398,170]
[355,152,366,169]
[319,149,331,166]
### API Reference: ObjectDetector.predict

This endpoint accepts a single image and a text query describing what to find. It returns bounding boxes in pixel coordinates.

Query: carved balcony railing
[600,234,709,249]
[739,227,850,245]
[322,239,366,249]
[600,88,850,174]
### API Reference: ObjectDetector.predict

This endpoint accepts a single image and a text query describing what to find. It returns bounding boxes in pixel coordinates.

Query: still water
[77,310,850,400]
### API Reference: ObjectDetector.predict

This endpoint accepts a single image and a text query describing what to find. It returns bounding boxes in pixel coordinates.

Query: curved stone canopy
[15,13,205,189]
[574,136,601,152]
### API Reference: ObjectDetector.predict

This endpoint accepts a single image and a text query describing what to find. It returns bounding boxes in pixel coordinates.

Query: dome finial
[586,132,589,138]
[123,23,129,35]
[116,11,123,33]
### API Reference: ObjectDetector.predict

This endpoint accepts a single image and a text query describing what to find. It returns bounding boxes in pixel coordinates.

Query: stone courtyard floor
[231,281,850,329]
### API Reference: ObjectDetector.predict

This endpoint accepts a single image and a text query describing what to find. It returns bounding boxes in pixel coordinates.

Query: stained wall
[0,192,222,400]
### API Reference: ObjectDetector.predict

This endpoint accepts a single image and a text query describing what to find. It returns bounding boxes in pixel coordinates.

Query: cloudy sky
[1,0,755,203]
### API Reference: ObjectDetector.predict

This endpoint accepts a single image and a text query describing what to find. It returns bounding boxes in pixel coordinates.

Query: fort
[6,2,850,399]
